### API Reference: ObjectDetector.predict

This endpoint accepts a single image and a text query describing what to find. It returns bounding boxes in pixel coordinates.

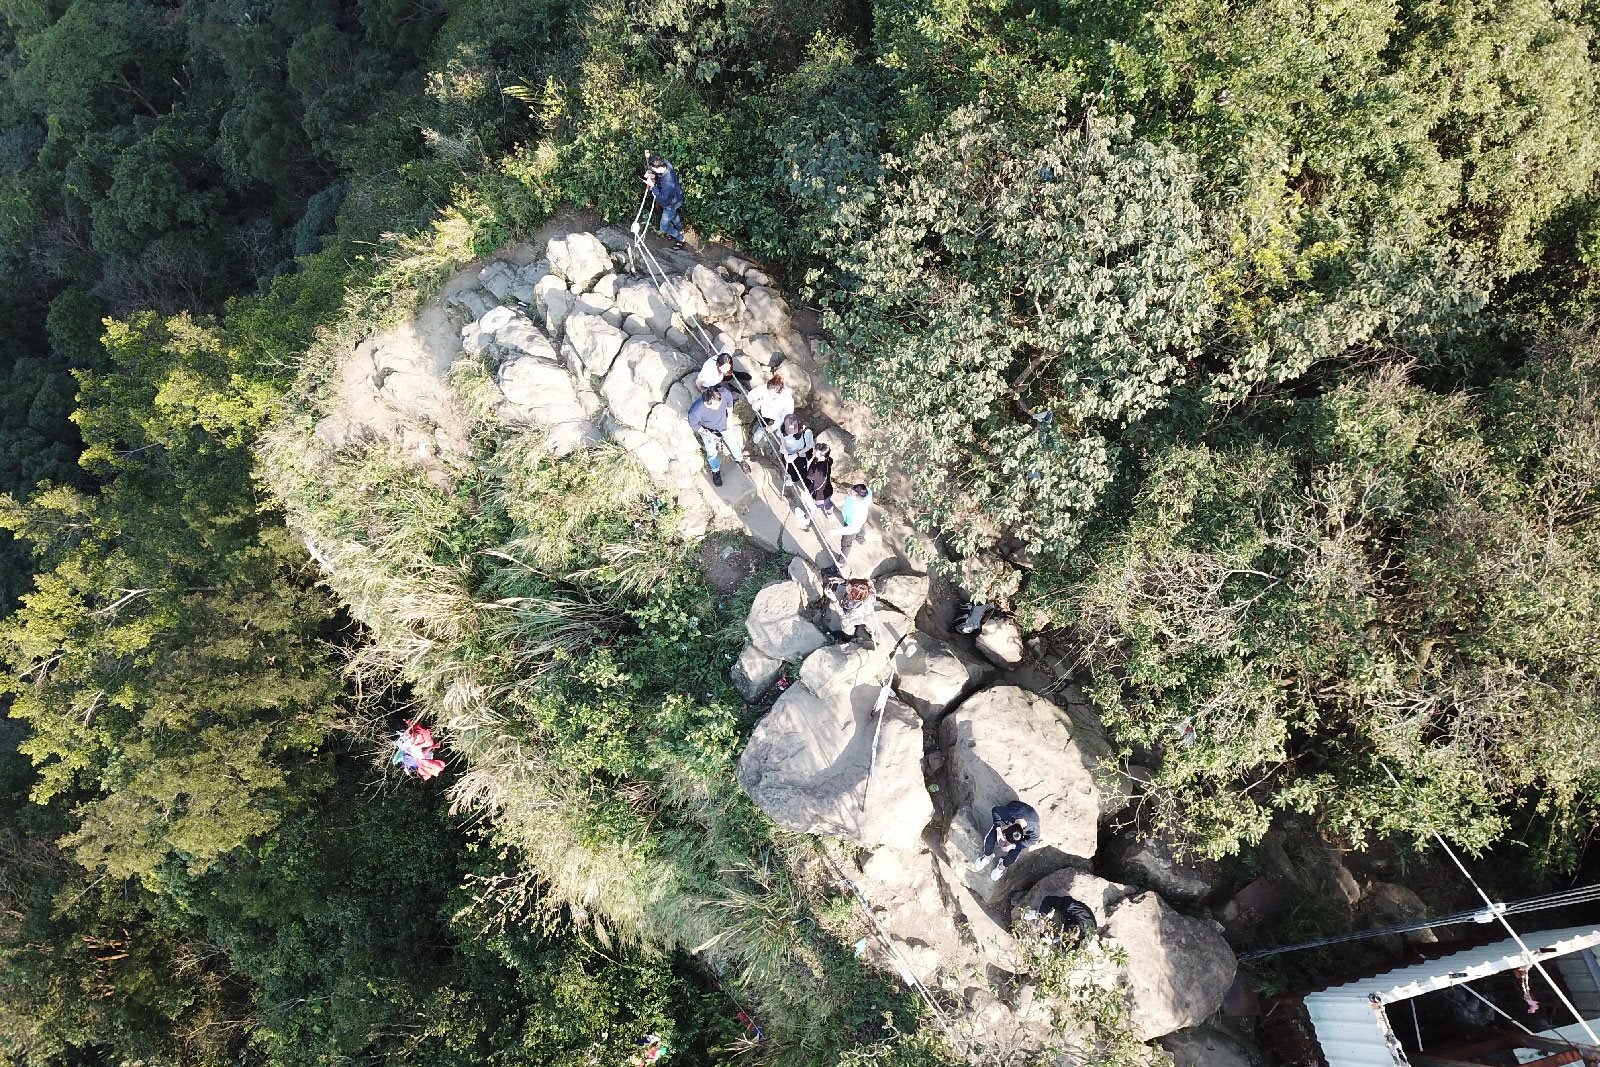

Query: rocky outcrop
[1021,869,1237,1041]
[894,637,991,722]
[738,643,932,852]
[940,686,1110,873]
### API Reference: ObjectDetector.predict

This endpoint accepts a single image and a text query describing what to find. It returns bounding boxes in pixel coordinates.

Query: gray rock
[511,259,551,304]
[1115,837,1220,904]
[720,255,751,276]
[745,268,773,287]
[737,652,931,851]
[563,313,627,378]
[661,272,710,322]
[478,260,519,301]
[745,580,828,662]
[1159,1027,1257,1067]
[488,309,558,362]
[621,314,653,336]
[592,273,619,301]
[547,232,613,292]
[644,401,704,471]
[692,263,740,320]
[1021,869,1237,1041]
[742,286,790,335]
[788,555,825,605]
[611,426,673,479]
[594,226,633,252]
[733,643,783,701]
[975,616,1025,669]
[461,321,485,356]
[771,357,813,405]
[614,276,675,335]
[602,338,696,431]
[894,639,991,722]
[449,287,495,319]
[1363,881,1438,945]
[940,686,1106,865]
[496,357,602,456]
[877,573,929,617]
[746,334,784,368]
[543,289,575,343]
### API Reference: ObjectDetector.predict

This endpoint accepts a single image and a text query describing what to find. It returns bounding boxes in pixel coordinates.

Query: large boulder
[894,638,991,722]
[1021,869,1237,1041]
[1159,1027,1257,1067]
[976,615,1025,669]
[737,648,932,851]
[563,313,627,378]
[692,263,740,320]
[732,643,783,701]
[601,338,696,431]
[548,232,613,292]
[745,580,828,662]
[482,307,558,362]
[496,357,602,456]
[478,260,519,301]
[939,686,1108,867]
[614,276,675,336]
[1112,836,1222,905]
[743,285,790,334]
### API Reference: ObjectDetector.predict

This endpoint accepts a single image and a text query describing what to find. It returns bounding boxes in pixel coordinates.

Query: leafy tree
[1071,329,1600,859]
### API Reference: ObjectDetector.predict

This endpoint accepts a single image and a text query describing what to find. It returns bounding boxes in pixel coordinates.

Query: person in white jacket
[746,372,795,441]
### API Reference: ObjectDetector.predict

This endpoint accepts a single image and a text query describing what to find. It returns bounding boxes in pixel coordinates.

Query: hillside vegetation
[0,0,1598,1063]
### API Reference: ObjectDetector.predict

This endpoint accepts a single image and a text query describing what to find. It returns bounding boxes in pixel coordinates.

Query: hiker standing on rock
[972,799,1039,882]
[777,414,814,489]
[824,576,878,650]
[643,151,686,250]
[836,483,872,559]
[802,441,835,519]
[746,371,794,440]
[686,385,749,488]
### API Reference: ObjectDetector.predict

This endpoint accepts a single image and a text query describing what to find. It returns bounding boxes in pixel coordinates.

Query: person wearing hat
[971,799,1040,881]
[642,151,686,249]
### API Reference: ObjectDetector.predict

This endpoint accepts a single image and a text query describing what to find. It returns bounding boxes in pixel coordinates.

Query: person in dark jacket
[643,152,685,249]
[802,441,835,519]
[971,799,1039,881]
[686,385,748,487]
[1029,895,1099,949]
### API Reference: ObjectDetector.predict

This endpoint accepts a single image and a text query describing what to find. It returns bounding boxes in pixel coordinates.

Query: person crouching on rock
[746,371,794,442]
[824,576,878,650]
[1025,894,1099,949]
[972,799,1040,881]
[686,385,750,488]
[697,339,754,391]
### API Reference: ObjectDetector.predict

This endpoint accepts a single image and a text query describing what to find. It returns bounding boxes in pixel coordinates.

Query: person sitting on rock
[972,799,1040,881]
[800,441,835,520]
[746,371,794,441]
[1025,894,1099,949]
[824,576,877,650]
[777,413,814,489]
[696,340,754,391]
[836,483,873,558]
[686,385,750,488]
[643,151,686,250]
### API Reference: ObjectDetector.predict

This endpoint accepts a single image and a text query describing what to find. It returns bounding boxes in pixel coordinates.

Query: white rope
[628,221,854,577]
[1380,763,1600,1046]
[1458,982,1540,1037]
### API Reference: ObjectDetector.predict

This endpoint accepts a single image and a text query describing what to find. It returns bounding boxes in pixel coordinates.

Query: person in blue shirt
[837,483,873,558]
[643,152,686,250]
[686,385,748,487]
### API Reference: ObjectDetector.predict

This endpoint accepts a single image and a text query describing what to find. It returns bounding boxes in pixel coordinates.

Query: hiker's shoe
[673,239,685,251]
[739,459,753,476]
[970,854,993,872]
[783,475,793,488]
[711,470,723,487]
[990,863,1007,882]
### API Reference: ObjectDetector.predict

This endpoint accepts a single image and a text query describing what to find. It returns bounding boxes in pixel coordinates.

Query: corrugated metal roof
[1304,925,1600,1067]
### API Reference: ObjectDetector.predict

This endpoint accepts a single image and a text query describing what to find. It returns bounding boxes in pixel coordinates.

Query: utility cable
[1380,762,1600,1046]
[1238,883,1600,961]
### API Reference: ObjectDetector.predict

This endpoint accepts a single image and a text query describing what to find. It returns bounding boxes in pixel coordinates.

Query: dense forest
[0,0,1597,1062]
